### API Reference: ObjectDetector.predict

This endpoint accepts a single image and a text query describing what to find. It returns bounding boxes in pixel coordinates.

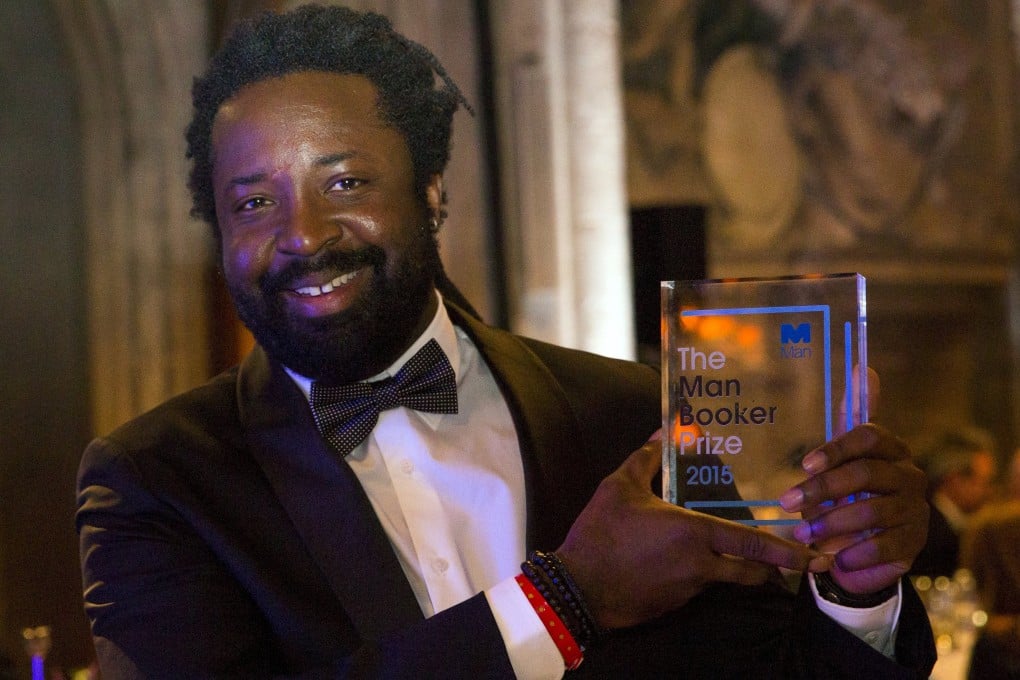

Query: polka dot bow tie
[309,339,459,457]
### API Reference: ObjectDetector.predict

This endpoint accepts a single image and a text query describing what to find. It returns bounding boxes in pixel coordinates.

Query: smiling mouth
[292,268,364,297]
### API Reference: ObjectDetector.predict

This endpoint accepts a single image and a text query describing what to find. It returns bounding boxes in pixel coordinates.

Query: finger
[787,455,927,513]
[797,458,917,510]
[800,423,910,475]
[616,429,665,483]
[708,554,773,586]
[827,522,919,574]
[839,364,869,432]
[707,519,831,573]
[866,368,880,419]
[838,366,879,433]
[793,491,926,544]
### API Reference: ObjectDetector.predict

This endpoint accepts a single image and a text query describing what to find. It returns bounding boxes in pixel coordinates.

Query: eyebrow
[315,152,355,167]
[226,153,356,188]
[227,172,267,188]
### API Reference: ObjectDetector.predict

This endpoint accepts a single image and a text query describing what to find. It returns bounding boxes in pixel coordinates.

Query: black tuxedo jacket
[77,303,935,678]
[909,500,960,578]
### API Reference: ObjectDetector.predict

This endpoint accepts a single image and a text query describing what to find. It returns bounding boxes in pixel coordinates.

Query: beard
[228,224,442,385]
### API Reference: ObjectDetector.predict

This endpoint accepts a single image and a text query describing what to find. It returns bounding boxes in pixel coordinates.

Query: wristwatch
[814,572,898,608]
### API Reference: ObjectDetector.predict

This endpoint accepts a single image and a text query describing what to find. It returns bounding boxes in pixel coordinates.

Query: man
[912,427,999,578]
[77,6,935,678]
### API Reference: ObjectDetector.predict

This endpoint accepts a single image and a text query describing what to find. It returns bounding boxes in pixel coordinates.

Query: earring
[429,216,441,233]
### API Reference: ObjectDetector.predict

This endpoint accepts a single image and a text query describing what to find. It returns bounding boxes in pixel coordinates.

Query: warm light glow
[679,306,700,331]
[699,316,737,341]
[735,324,762,348]
[672,415,700,445]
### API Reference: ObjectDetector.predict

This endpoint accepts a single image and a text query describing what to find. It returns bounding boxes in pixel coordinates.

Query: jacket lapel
[447,305,592,551]
[237,348,423,639]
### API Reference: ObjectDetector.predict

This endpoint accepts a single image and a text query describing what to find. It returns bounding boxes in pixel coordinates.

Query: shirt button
[432,557,449,573]
[399,459,414,475]
[864,631,881,645]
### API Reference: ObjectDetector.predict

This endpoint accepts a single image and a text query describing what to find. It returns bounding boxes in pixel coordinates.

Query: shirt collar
[285,289,461,426]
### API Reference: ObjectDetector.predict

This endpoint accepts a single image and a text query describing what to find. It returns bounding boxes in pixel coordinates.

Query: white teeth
[294,269,360,297]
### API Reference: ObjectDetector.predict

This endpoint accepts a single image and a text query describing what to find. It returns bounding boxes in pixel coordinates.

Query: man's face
[211,72,442,384]
[945,451,998,514]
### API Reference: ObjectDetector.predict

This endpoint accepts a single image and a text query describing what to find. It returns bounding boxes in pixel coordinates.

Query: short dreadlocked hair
[185,4,469,239]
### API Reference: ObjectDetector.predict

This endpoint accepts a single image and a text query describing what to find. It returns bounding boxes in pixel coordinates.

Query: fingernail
[779,488,803,512]
[802,450,825,474]
[808,554,834,572]
[793,521,812,543]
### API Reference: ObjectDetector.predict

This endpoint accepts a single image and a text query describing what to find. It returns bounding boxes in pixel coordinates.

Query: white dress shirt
[287,291,900,677]
[287,293,564,678]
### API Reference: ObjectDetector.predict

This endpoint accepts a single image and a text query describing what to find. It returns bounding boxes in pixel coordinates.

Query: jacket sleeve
[567,577,934,680]
[77,437,517,680]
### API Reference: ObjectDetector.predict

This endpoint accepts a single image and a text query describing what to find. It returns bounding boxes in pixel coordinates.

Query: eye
[328,177,365,192]
[235,196,274,213]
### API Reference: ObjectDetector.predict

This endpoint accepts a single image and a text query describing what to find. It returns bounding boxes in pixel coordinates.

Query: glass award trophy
[661,274,867,533]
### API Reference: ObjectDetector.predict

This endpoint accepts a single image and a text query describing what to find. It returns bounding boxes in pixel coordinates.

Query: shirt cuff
[485,576,566,680]
[809,576,902,657]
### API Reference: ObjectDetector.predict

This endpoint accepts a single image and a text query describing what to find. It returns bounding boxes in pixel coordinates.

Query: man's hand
[556,432,832,630]
[779,422,929,596]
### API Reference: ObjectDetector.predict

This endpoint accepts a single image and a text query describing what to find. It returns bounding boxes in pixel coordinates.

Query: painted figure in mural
[696,0,975,255]
[626,0,1013,268]
[77,5,935,678]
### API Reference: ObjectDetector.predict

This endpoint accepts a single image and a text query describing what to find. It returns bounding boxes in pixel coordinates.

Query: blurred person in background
[911,426,999,578]
[961,500,1020,679]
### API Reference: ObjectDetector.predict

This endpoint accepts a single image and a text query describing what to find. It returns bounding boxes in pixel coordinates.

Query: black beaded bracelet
[521,557,589,645]
[814,571,898,608]
[522,550,604,650]
[542,552,601,640]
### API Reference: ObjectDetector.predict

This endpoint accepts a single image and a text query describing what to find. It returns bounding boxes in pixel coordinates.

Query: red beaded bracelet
[515,574,584,670]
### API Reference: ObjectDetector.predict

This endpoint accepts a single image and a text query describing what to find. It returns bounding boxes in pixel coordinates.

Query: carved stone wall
[701,0,1019,283]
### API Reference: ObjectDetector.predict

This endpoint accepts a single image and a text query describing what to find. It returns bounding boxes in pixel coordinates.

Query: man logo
[781,323,811,344]
[780,323,812,358]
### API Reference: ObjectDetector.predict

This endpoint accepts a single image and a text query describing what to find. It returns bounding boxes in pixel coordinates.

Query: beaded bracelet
[521,550,603,652]
[520,559,585,646]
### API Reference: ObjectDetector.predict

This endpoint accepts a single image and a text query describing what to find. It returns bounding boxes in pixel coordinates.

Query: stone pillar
[490,0,634,359]
[53,0,211,435]
[563,0,635,360]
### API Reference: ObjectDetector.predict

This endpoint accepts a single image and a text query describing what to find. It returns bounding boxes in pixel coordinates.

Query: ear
[425,174,443,221]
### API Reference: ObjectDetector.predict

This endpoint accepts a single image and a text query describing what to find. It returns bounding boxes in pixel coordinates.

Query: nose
[276,195,341,256]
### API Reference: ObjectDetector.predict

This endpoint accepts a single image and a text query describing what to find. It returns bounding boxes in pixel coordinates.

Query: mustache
[260,246,386,294]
